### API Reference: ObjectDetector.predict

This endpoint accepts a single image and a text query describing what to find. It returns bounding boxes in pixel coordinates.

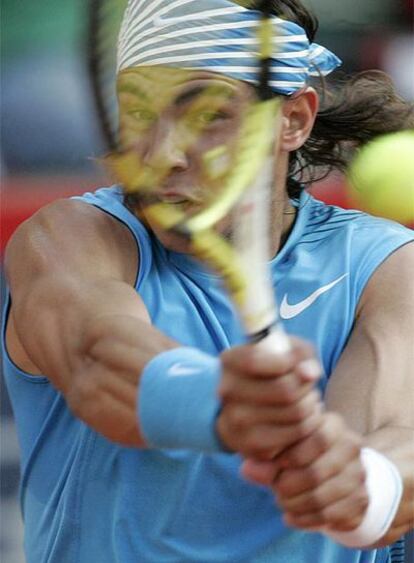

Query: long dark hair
[259,0,414,197]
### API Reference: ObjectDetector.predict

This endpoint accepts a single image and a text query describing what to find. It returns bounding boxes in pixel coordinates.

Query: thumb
[240,458,281,486]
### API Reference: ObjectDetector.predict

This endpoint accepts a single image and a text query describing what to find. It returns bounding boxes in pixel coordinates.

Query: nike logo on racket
[280,273,349,319]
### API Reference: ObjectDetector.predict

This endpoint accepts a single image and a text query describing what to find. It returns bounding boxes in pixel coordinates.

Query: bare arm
[325,242,414,545]
[243,243,414,546]
[5,198,325,456]
[4,199,177,446]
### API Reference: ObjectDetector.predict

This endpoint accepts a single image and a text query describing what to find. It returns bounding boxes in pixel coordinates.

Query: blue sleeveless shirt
[3,186,413,563]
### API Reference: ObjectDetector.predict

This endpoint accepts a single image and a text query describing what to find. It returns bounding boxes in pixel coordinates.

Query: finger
[220,338,316,379]
[276,457,365,515]
[219,372,316,406]
[275,438,361,498]
[218,411,321,460]
[283,487,369,531]
[238,409,323,459]
[293,358,323,383]
[221,390,322,428]
[241,459,280,486]
[275,412,360,469]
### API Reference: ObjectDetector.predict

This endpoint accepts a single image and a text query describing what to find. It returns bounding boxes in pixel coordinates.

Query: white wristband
[327,448,403,548]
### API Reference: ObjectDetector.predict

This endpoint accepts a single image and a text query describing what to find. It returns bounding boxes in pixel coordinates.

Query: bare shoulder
[326,241,414,433]
[5,197,139,287]
[4,197,140,374]
[356,240,414,318]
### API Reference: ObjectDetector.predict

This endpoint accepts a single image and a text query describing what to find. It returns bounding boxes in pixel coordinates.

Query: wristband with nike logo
[138,347,225,452]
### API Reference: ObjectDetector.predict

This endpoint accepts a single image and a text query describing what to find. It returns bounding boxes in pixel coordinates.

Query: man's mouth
[157,188,204,206]
[158,192,190,204]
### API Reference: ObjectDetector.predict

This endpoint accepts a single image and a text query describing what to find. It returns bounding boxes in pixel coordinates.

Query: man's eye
[128,109,156,123]
[189,110,230,126]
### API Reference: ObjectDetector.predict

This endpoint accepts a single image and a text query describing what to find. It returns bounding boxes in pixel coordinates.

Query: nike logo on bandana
[280,274,349,319]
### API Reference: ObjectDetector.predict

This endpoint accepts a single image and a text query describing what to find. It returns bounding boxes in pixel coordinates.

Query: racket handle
[254,324,291,354]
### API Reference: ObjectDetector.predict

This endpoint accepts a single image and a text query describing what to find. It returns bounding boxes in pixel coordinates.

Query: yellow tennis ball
[347,131,414,224]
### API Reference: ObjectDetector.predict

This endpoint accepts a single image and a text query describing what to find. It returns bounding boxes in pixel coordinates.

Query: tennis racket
[87,0,290,353]
[87,0,128,150]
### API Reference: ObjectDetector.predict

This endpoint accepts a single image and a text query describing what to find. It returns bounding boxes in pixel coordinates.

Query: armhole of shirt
[353,229,414,307]
[2,186,154,382]
[2,292,49,382]
[72,186,153,292]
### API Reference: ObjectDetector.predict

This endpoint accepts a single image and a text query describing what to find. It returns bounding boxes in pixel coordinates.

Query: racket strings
[88,0,129,149]
[257,0,274,102]
[106,94,279,234]
[103,0,283,337]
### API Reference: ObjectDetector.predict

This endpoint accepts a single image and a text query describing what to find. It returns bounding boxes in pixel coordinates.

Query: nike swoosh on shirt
[280,273,349,320]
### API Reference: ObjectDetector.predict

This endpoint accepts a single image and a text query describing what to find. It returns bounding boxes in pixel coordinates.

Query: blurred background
[1,0,413,561]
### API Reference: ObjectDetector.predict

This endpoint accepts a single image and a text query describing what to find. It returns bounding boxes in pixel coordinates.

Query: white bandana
[117,0,341,95]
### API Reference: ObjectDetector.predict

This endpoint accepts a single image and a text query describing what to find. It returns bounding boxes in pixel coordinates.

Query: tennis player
[3,1,414,562]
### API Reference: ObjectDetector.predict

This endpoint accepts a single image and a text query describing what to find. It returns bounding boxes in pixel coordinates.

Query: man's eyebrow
[118,82,150,100]
[174,85,236,106]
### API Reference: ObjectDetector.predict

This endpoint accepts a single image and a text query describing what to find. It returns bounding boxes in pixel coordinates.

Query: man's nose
[142,119,189,172]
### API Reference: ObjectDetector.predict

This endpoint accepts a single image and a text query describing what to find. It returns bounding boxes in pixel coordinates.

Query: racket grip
[255,324,291,354]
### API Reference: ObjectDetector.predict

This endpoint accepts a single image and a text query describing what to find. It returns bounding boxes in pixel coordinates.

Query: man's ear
[279,87,319,152]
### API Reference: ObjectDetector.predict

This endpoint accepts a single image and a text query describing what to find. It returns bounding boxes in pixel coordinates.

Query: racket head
[90,0,287,340]
[106,71,283,337]
[87,0,128,150]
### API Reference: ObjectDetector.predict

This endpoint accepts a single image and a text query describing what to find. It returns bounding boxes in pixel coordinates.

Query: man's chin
[153,229,192,254]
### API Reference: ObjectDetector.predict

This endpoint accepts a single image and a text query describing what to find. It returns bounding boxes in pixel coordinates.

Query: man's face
[117,66,259,250]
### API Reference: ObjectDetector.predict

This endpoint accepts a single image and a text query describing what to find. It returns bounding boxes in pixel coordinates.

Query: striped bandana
[117,0,342,95]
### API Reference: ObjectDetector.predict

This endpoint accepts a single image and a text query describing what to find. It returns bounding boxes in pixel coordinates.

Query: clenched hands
[216,338,369,536]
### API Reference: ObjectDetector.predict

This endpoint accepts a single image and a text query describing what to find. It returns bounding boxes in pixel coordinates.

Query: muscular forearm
[65,307,179,447]
[9,272,178,447]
